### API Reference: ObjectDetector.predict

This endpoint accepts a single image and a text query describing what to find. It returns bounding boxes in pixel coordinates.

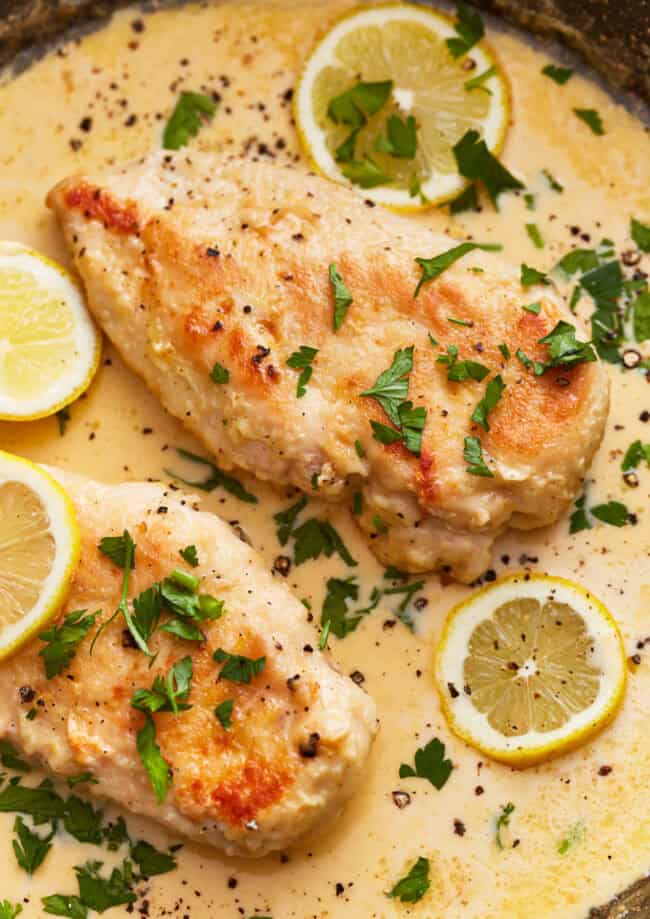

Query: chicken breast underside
[47,154,609,580]
[0,471,376,856]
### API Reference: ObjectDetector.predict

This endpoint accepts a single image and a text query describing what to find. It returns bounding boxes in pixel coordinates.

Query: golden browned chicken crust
[47,154,609,581]
[0,470,376,856]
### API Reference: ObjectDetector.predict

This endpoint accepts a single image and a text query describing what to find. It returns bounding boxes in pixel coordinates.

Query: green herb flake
[131,657,193,717]
[0,740,30,772]
[542,169,564,193]
[538,320,597,370]
[463,435,493,477]
[361,347,413,424]
[453,129,524,208]
[286,346,318,398]
[130,839,177,877]
[209,362,229,384]
[520,263,549,287]
[179,544,198,567]
[450,183,480,214]
[399,737,453,790]
[274,494,308,546]
[574,108,604,135]
[39,609,97,680]
[354,438,365,459]
[634,291,650,342]
[622,440,650,472]
[352,491,363,515]
[214,699,234,730]
[496,802,515,849]
[414,242,500,297]
[558,821,585,856]
[541,64,574,84]
[66,772,98,789]
[165,447,258,503]
[42,896,86,919]
[341,156,391,189]
[631,217,650,252]
[388,856,430,904]
[375,114,417,159]
[214,648,266,684]
[12,815,53,874]
[498,342,511,360]
[569,494,592,534]
[136,715,170,804]
[57,406,71,436]
[471,374,505,432]
[327,80,393,129]
[329,264,353,330]
[162,91,217,150]
[525,223,544,249]
[290,517,357,567]
[446,1,484,59]
[75,859,137,912]
[98,530,135,569]
[590,501,629,527]
[464,65,497,93]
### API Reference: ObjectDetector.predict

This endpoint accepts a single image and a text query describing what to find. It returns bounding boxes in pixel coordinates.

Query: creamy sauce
[0,2,649,916]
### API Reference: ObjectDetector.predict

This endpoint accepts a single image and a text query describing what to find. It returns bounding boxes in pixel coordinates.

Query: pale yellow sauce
[0,2,649,916]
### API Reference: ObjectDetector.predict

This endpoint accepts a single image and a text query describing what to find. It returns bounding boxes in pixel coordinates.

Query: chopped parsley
[463,435,493,477]
[631,217,650,252]
[274,494,308,546]
[341,155,391,189]
[538,321,597,370]
[42,898,86,919]
[361,348,412,425]
[95,531,155,657]
[388,856,430,904]
[495,802,515,849]
[39,609,97,679]
[449,183,479,214]
[590,501,629,527]
[292,517,357,567]
[214,699,234,730]
[520,263,549,287]
[286,346,318,398]
[354,438,365,459]
[209,362,229,384]
[471,374,505,432]
[329,263,353,330]
[179,544,198,567]
[375,114,417,158]
[541,64,574,84]
[165,447,257,503]
[74,860,136,912]
[13,815,53,874]
[0,740,29,772]
[214,648,266,684]
[56,406,71,436]
[522,301,541,314]
[131,657,193,716]
[558,821,585,856]
[525,223,544,249]
[622,440,650,472]
[399,737,453,790]
[66,773,97,789]
[453,129,523,208]
[162,91,217,150]
[634,291,650,342]
[136,715,170,804]
[414,241,500,297]
[327,80,393,129]
[498,342,511,360]
[464,65,497,93]
[574,108,604,135]
[542,169,564,192]
[569,494,591,534]
[130,839,177,877]
[437,346,489,383]
[446,1,484,58]
[0,905,22,919]
[98,530,135,569]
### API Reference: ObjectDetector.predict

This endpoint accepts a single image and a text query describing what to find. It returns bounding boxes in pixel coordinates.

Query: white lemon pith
[435,575,627,767]
[0,450,80,659]
[295,3,509,208]
[0,241,101,420]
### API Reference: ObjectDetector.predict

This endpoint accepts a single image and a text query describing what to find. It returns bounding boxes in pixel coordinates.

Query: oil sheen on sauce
[0,1,649,916]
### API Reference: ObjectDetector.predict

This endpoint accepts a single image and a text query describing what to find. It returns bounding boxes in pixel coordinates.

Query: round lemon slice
[0,241,101,421]
[295,2,509,209]
[0,450,80,660]
[435,574,626,767]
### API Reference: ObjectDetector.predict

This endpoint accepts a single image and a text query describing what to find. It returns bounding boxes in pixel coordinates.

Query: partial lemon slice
[435,574,626,767]
[295,2,509,209]
[0,450,80,660]
[0,241,100,421]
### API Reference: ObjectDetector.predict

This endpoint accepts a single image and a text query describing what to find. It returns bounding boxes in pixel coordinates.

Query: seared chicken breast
[0,470,376,856]
[47,154,609,581]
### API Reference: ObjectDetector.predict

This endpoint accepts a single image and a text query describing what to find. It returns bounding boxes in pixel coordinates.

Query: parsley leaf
[136,716,170,804]
[162,91,216,150]
[414,242,500,297]
[327,80,393,129]
[321,577,363,639]
[329,264,353,330]
[131,586,162,644]
[622,440,650,472]
[631,217,650,252]
[525,223,544,249]
[538,321,597,370]
[520,263,549,287]
[463,436,493,477]
[165,447,257,503]
[556,248,599,276]
[286,346,318,398]
[12,815,53,873]
[399,737,453,790]
[541,64,574,84]
[569,494,592,534]
[214,649,266,684]
[98,531,135,569]
[371,420,403,446]
[0,740,30,772]
[291,517,357,567]
[341,155,391,189]
[132,657,193,716]
[130,840,177,877]
[558,821,585,856]
[179,544,198,567]
[375,114,417,158]
[446,2,484,58]
[634,291,650,342]
[0,904,22,919]
[62,795,104,845]
[42,896,87,919]
[449,183,479,214]
[39,609,97,680]
[214,699,234,730]
[471,374,505,432]
[522,301,541,314]
[274,494,308,546]
[75,859,136,911]
[0,781,65,820]
[574,108,604,135]
[581,260,623,308]
[437,346,490,383]
[453,129,523,207]
[464,65,497,93]
[209,362,229,384]
[361,347,413,425]
[388,856,430,904]
[496,802,515,849]
[498,342,510,360]
[397,401,427,456]
[590,501,629,527]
